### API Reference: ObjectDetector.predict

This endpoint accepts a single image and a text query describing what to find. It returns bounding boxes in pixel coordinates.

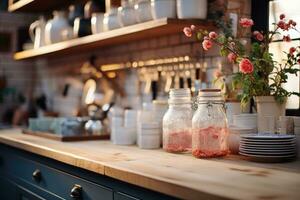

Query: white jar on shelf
[91,12,104,34]
[177,0,207,19]
[151,0,176,19]
[103,7,121,31]
[118,0,137,26]
[45,11,70,44]
[135,0,153,22]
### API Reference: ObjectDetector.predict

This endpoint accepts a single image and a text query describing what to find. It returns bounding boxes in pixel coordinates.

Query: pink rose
[277,20,285,29]
[190,25,196,31]
[239,58,254,74]
[292,21,297,26]
[183,27,192,37]
[239,18,254,28]
[289,47,296,55]
[202,39,213,51]
[280,14,285,20]
[284,23,290,30]
[227,53,237,63]
[253,31,259,36]
[208,31,218,39]
[283,35,291,42]
[255,32,264,41]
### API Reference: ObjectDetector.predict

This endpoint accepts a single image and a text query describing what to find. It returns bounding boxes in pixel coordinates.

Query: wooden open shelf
[8,0,88,12]
[14,18,214,60]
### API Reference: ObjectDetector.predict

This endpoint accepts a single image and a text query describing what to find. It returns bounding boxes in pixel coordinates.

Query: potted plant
[183,14,300,131]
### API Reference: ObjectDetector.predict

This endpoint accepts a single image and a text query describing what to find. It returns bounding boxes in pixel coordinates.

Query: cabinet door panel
[16,185,45,200]
[0,176,17,200]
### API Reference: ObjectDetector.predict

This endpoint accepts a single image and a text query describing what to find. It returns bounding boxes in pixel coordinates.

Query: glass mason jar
[163,88,192,153]
[192,89,229,158]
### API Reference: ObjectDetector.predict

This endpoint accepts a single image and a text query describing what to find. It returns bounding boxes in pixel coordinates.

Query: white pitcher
[45,11,70,44]
[29,16,46,49]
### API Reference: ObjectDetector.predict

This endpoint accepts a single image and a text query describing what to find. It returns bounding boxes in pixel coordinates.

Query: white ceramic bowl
[177,0,207,19]
[233,114,257,129]
[151,0,176,19]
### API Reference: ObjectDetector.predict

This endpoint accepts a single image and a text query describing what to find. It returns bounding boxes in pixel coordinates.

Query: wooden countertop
[0,129,300,200]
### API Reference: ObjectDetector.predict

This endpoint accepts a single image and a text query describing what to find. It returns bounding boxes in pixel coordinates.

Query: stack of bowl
[138,122,160,149]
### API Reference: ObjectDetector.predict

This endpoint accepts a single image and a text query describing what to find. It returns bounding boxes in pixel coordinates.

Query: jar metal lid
[168,88,191,104]
[198,89,222,97]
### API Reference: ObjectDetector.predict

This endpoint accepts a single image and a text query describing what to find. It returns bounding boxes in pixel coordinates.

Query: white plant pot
[255,96,286,133]
[177,0,207,19]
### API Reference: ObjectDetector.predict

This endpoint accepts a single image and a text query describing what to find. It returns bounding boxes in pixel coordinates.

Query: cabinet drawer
[114,192,140,200]
[3,153,113,200]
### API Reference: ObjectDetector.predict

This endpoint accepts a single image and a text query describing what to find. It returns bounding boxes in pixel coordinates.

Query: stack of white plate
[239,133,297,162]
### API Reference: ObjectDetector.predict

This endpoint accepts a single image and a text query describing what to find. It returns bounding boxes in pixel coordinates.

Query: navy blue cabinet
[0,144,178,200]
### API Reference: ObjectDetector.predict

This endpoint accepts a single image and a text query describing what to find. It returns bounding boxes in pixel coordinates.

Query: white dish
[240,144,296,150]
[239,149,296,156]
[241,133,295,139]
[240,147,296,153]
[239,151,296,158]
[240,138,296,142]
[240,140,296,145]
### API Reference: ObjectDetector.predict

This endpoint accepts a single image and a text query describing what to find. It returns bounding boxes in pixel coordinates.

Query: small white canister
[138,122,160,149]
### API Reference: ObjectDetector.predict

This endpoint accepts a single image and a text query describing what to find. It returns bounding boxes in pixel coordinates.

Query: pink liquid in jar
[192,126,229,158]
[163,130,192,153]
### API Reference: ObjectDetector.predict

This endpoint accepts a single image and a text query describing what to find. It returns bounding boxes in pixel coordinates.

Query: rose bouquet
[184,14,300,106]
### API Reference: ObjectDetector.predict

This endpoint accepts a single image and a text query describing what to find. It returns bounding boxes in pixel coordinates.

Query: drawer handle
[32,169,42,182]
[70,184,82,199]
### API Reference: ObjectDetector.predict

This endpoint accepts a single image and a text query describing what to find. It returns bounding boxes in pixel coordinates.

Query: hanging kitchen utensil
[82,79,97,106]
[144,70,152,94]
[164,71,173,93]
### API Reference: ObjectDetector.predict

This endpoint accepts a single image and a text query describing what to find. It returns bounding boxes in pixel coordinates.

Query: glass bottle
[163,88,192,153]
[192,89,229,158]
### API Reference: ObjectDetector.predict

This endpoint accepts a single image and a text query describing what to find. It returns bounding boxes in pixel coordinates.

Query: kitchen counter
[0,129,300,200]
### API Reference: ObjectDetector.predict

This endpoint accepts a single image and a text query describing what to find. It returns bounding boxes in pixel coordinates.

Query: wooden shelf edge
[14,18,214,60]
[8,0,34,12]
